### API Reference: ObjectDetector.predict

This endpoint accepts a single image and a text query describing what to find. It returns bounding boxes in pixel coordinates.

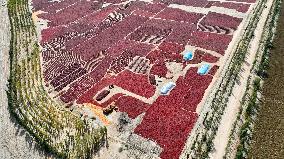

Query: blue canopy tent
[160,82,176,95]
[198,64,210,75]
[183,51,193,61]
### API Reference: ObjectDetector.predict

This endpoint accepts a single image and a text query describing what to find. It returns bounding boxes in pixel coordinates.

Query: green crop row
[7,0,107,158]
[187,0,269,158]
[227,0,282,158]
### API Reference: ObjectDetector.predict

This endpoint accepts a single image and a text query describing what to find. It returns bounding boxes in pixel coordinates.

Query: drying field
[5,0,265,158]
[31,0,257,158]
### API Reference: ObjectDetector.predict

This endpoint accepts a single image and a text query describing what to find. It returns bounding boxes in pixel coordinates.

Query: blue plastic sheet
[198,64,210,75]
[183,51,193,61]
[160,82,176,95]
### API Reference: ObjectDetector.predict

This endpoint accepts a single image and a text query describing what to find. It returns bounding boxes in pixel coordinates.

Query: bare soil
[249,1,284,158]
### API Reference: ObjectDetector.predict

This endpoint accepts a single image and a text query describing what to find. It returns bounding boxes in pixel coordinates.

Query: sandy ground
[209,0,275,158]
[0,0,46,158]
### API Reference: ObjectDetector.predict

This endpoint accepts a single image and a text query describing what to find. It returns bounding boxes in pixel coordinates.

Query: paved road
[0,0,45,158]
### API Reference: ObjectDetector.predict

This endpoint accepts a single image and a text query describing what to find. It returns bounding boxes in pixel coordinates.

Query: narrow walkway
[169,4,247,18]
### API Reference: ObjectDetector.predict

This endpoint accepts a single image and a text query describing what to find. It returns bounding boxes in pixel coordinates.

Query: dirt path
[209,0,274,158]
[0,0,45,158]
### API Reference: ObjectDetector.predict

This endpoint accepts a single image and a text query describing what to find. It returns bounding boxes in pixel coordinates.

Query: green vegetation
[7,0,107,158]
[223,0,282,158]
[248,0,284,158]
[187,0,270,158]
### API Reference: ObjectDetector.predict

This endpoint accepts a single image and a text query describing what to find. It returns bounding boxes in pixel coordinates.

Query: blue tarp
[160,82,176,95]
[198,64,210,75]
[183,51,193,61]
